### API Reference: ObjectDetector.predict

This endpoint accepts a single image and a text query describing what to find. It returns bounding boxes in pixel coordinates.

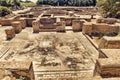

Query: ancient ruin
[0,6,120,80]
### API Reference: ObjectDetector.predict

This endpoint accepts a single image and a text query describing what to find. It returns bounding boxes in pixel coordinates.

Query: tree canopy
[0,0,20,7]
[36,0,96,6]
[97,0,120,18]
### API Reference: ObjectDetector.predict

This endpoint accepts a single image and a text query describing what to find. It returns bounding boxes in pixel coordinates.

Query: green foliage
[0,0,21,7]
[0,6,12,16]
[36,0,97,6]
[21,1,36,7]
[97,0,120,18]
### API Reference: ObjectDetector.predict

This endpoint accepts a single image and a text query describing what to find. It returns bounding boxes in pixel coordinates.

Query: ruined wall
[72,20,85,31]
[82,23,119,36]
[96,58,120,78]
[46,9,67,16]
[0,15,20,26]
[97,18,117,24]
[26,18,36,27]
[0,61,34,80]
[39,18,57,29]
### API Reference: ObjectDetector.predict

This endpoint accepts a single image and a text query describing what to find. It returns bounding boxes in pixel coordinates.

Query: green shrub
[0,6,12,17]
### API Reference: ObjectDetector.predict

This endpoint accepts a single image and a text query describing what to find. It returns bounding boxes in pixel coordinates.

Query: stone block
[96,58,120,77]
[0,61,34,80]
[56,21,66,32]
[72,20,81,31]
[5,27,15,40]
[99,36,120,49]
[97,18,117,24]
[12,21,22,33]
[82,23,92,35]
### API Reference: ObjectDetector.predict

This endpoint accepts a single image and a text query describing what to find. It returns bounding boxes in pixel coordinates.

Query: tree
[0,6,12,17]
[36,0,97,6]
[0,0,21,7]
[97,0,120,18]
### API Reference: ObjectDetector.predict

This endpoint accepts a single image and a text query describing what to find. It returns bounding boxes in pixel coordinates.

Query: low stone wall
[0,15,20,26]
[40,17,56,24]
[0,61,34,80]
[98,36,120,49]
[64,17,80,26]
[72,20,85,31]
[39,18,57,29]
[46,9,67,16]
[20,13,34,18]
[92,23,110,33]
[82,23,119,36]
[96,58,120,77]
[56,21,66,32]
[97,18,117,24]
[82,23,92,35]
[26,18,36,27]
[0,18,13,26]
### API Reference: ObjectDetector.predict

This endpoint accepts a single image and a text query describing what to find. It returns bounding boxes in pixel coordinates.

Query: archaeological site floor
[0,6,120,80]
